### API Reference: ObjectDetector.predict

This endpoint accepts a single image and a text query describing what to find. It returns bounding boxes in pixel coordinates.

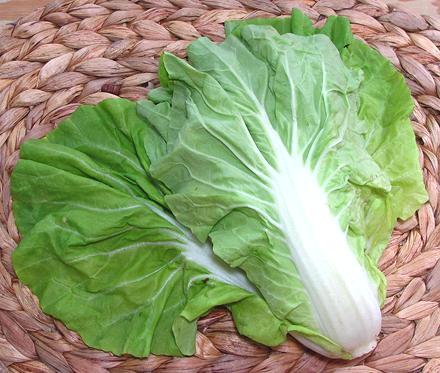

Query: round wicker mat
[0,0,439,372]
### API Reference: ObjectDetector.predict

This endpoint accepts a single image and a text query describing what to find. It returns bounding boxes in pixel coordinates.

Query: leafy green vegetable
[12,10,426,360]
[12,99,286,357]
[138,12,426,358]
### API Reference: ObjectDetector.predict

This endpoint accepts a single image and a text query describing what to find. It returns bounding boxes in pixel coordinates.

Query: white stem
[268,128,381,357]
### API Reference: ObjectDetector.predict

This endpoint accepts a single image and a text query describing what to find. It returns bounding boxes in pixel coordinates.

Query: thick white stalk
[268,129,381,358]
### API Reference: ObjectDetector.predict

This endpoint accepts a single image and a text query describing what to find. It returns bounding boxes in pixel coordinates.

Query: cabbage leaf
[138,13,427,358]
[12,99,286,357]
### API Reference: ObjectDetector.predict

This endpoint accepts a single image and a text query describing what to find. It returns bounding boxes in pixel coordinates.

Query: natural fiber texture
[0,0,439,372]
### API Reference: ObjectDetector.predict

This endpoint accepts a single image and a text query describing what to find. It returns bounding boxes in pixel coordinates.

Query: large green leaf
[139,14,426,359]
[12,99,286,357]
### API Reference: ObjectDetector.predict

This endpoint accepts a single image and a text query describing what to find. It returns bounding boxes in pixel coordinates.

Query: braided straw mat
[0,0,440,372]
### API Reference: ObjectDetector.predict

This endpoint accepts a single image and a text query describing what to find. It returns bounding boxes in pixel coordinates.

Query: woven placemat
[0,0,439,372]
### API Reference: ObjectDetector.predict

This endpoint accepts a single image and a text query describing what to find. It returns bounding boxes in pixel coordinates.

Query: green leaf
[12,99,286,357]
[140,16,426,359]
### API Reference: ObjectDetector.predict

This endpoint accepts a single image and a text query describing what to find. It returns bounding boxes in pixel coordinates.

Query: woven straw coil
[0,0,439,372]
